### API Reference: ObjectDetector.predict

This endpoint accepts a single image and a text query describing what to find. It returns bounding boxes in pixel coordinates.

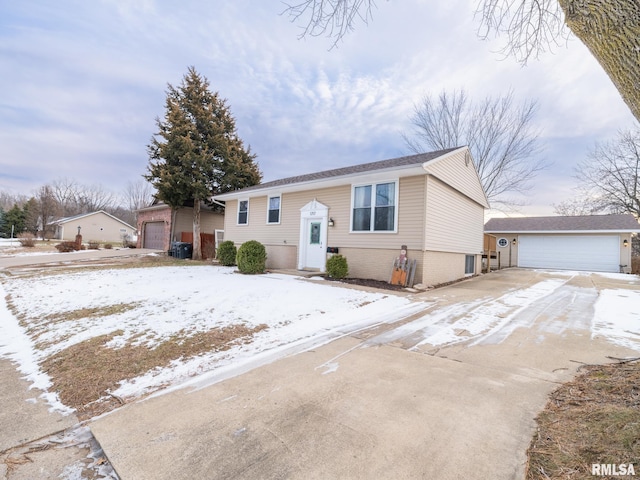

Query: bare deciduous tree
[283,0,640,122]
[35,185,60,239]
[404,89,544,205]
[50,178,116,216]
[123,180,155,215]
[573,127,640,218]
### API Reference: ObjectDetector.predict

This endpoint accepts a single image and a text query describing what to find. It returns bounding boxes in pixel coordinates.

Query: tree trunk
[559,0,640,121]
[192,200,202,260]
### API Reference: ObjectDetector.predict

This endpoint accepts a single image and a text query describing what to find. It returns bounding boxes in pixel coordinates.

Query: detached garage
[485,214,639,273]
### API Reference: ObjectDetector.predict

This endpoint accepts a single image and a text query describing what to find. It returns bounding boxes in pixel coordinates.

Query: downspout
[170,208,177,252]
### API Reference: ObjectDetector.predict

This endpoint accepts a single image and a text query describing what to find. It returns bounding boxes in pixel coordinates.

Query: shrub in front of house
[104,243,113,250]
[237,240,267,274]
[217,240,237,266]
[326,254,349,279]
[55,241,84,252]
[88,240,100,250]
[18,233,36,248]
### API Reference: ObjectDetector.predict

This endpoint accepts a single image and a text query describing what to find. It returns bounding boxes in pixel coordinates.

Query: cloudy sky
[1,0,636,215]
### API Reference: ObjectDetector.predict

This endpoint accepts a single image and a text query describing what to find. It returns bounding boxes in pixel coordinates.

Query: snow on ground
[593,289,640,350]
[1,264,639,414]
[363,272,640,352]
[0,265,427,412]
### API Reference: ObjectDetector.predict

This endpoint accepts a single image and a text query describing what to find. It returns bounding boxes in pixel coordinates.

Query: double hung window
[352,181,397,232]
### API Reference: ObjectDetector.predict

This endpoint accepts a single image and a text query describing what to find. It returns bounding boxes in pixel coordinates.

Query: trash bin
[173,242,193,259]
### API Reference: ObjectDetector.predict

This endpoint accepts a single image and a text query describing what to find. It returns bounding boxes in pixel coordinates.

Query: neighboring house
[213,147,490,286]
[137,200,224,255]
[53,211,136,244]
[484,214,640,273]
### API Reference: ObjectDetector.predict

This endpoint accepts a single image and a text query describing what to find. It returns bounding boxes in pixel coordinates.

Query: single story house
[484,214,639,273]
[213,146,490,286]
[52,210,136,244]
[137,200,224,256]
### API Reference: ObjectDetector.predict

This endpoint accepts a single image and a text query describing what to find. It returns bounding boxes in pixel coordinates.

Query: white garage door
[518,235,620,272]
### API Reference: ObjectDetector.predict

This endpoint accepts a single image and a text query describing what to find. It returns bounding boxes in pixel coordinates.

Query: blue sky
[0,0,636,215]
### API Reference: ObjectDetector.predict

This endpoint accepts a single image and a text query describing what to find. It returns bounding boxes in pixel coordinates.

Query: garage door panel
[518,235,620,272]
[143,222,165,250]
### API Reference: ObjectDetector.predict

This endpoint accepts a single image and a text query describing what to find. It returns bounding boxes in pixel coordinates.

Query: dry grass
[526,361,640,479]
[42,323,268,420]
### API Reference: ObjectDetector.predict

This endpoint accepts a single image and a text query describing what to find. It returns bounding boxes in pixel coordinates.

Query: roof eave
[213,163,428,200]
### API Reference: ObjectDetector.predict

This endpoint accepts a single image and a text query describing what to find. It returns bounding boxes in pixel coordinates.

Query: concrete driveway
[90,269,640,480]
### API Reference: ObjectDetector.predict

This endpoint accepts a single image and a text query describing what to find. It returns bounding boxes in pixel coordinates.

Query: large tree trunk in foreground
[560,0,640,121]
[192,200,202,260]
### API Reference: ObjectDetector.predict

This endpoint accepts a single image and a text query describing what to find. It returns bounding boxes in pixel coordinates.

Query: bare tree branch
[404,89,545,206]
[574,127,640,218]
[282,0,378,48]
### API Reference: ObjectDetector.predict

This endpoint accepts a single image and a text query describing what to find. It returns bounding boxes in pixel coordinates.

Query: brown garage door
[143,222,165,250]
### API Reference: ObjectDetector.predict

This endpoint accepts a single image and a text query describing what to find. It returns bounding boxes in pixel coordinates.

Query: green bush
[237,240,267,274]
[326,254,348,279]
[217,240,237,266]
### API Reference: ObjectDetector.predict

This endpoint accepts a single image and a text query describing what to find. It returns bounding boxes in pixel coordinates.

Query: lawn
[0,261,426,419]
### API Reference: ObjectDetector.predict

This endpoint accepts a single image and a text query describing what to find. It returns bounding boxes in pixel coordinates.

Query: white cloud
[0,0,636,213]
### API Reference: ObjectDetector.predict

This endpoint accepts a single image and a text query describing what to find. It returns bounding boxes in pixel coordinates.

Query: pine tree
[2,204,26,238]
[146,67,261,260]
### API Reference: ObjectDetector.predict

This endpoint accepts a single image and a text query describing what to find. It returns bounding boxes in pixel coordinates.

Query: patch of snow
[592,289,640,351]
[0,265,427,410]
[369,278,568,349]
[0,280,74,414]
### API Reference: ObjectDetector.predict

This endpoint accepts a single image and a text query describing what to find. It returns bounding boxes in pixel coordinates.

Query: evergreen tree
[0,207,5,238]
[2,204,26,237]
[23,198,40,236]
[146,67,261,260]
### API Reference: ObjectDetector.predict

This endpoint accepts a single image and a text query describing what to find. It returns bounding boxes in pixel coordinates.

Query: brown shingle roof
[231,147,461,194]
[485,214,640,232]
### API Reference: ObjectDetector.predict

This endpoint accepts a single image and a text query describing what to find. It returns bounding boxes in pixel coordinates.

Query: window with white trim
[267,195,281,224]
[238,200,249,225]
[351,181,397,232]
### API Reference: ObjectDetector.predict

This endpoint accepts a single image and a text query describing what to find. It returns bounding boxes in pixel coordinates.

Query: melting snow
[0,265,426,412]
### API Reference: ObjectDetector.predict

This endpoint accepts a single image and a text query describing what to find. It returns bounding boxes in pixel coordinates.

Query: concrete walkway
[90,269,640,479]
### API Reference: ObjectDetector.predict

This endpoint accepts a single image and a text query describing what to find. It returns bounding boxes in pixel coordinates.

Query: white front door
[298,200,328,271]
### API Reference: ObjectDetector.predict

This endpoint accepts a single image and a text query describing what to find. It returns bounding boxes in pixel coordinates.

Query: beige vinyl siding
[422,251,474,285]
[328,176,425,250]
[423,148,489,208]
[224,177,426,252]
[59,213,134,243]
[424,176,484,254]
[336,247,423,284]
[174,209,224,237]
